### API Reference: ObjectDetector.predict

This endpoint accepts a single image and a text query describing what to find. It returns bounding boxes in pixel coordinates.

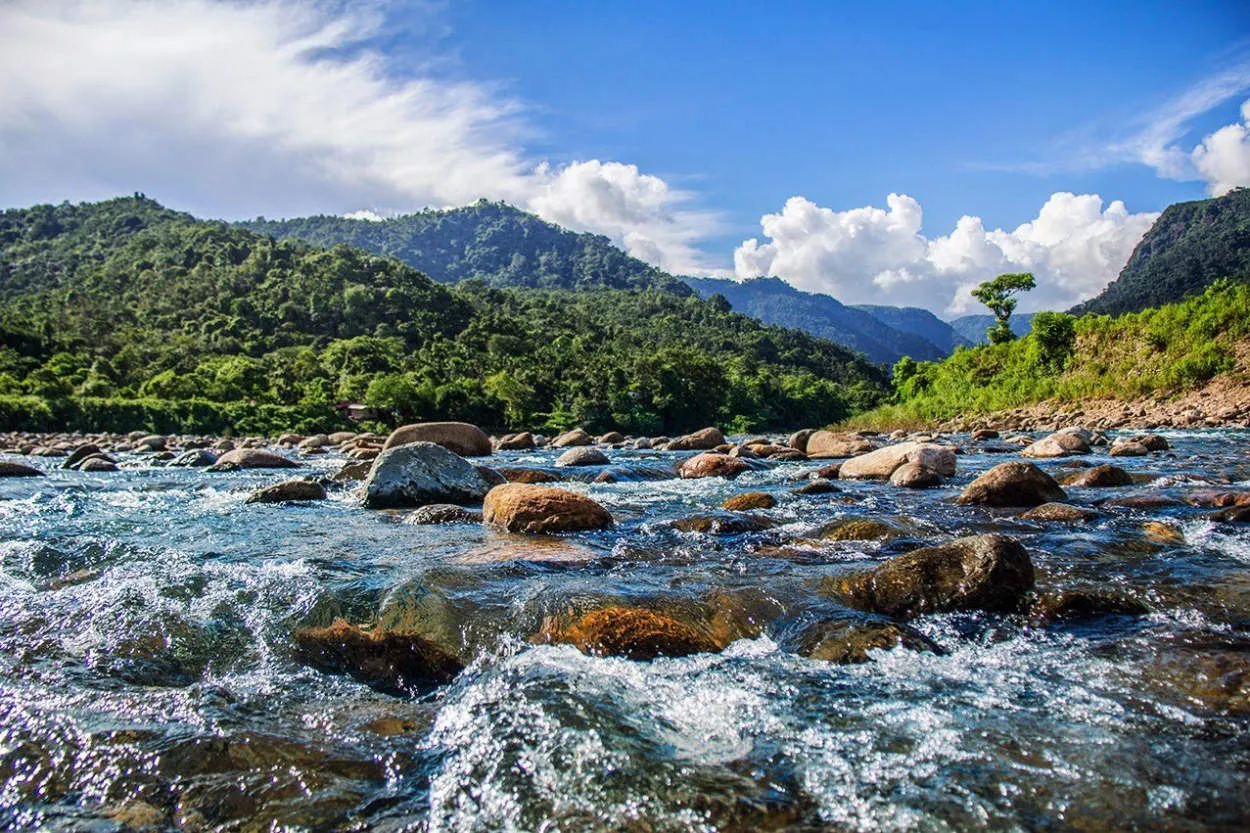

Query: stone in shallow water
[819,518,904,541]
[246,479,327,504]
[722,491,776,511]
[0,460,44,477]
[831,533,1034,619]
[958,462,1066,507]
[292,619,464,695]
[404,504,483,525]
[555,446,609,467]
[1021,502,1098,522]
[795,478,839,495]
[678,452,750,479]
[1028,589,1149,624]
[797,618,940,664]
[536,606,722,660]
[482,483,613,534]
[362,442,488,509]
[382,421,492,457]
[208,449,299,471]
[671,512,771,535]
[1142,521,1185,543]
[889,462,943,489]
[1063,464,1133,488]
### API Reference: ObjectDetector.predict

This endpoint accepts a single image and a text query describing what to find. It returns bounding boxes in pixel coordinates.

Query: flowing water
[0,431,1248,831]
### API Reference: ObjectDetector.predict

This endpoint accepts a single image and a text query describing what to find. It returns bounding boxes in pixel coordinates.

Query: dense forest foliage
[240,200,692,294]
[0,197,887,435]
[1071,187,1250,316]
[851,281,1250,427]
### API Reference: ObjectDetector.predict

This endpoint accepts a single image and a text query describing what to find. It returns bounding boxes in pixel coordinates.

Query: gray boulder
[362,442,489,509]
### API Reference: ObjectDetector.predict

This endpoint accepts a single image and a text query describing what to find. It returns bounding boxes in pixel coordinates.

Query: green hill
[0,197,888,435]
[239,199,692,295]
[1071,188,1250,316]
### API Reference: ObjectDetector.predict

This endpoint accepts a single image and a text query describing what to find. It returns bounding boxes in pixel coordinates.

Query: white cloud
[0,0,717,273]
[1191,99,1250,196]
[734,192,1158,314]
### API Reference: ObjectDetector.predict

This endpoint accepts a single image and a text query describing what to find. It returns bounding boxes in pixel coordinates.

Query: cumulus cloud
[0,0,717,273]
[734,192,1158,314]
[1191,99,1250,196]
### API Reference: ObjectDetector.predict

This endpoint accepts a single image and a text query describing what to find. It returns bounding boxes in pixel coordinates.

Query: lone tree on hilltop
[972,272,1035,344]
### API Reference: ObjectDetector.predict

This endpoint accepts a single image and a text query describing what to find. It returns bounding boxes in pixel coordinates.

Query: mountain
[685,277,949,365]
[948,313,1036,345]
[852,305,971,354]
[0,197,888,434]
[239,200,692,295]
[1071,188,1250,316]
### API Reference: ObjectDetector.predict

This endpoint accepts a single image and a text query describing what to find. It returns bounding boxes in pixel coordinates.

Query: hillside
[847,281,1250,428]
[1071,187,1250,316]
[239,200,692,295]
[852,305,970,354]
[0,197,888,434]
[685,277,948,364]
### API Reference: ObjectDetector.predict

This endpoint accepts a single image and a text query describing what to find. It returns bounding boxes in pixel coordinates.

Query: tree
[1030,311,1076,372]
[972,272,1036,344]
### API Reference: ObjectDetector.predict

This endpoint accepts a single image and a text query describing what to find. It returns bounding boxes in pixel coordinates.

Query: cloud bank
[734,192,1159,314]
[0,0,717,273]
[1192,99,1250,196]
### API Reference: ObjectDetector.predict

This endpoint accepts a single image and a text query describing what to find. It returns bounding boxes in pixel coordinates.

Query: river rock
[805,431,876,459]
[839,442,955,481]
[362,442,489,509]
[1109,442,1149,457]
[820,518,904,541]
[537,606,721,660]
[556,447,609,467]
[971,429,999,441]
[666,427,725,451]
[797,619,939,664]
[678,453,750,479]
[332,460,373,481]
[496,432,536,451]
[788,429,815,453]
[672,513,771,535]
[1021,502,1097,522]
[246,479,327,504]
[381,422,492,457]
[957,462,1066,507]
[328,431,357,445]
[62,444,103,469]
[497,468,563,484]
[482,484,613,533]
[723,492,776,511]
[889,462,943,489]
[135,434,167,452]
[405,504,483,525]
[169,449,217,467]
[1133,433,1170,451]
[1022,430,1091,458]
[552,428,593,447]
[1064,464,1133,488]
[795,478,839,495]
[1102,494,1184,509]
[292,619,464,695]
[0,461,44,478]
[831,534,1034,618]
[1029,590,1149,625]
[208,449,299,471]
[79,457,119,472]
[598,431,625,444]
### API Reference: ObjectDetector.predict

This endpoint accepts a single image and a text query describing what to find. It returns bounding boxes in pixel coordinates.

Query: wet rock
[1208,506,1250,523]
[405,504,483,525]
[1133,433,1170,451]
[889,462,943,489]
[813,463,842,479]
[169,449,217,468]
[328,431,357,445]
[1145,636,1250,714]
[0,461,44,477]
[537,606,722,660]
[795,478,839,495]
[552,428,593,447]
[1142,521,1185,543]
[1109,442,1149,457]
[62,444,103,469]
[482,484,613,534]
[723,491,776,511]
[957,462,1066,507]
[475,466,508,488]
[496,431,536,451]
[598,431,625,444]
[678,453,750,480]
[819,518,903,541]
[135,434,167,452]
[1185,491,1250,508]
[788,428,815,453]
[208,449,299,471]
[839,442,955,481]
[831,534,1034,618]
[666,427,726,451]
[1029,590,1149,624]
[555,447,609,467]
[672,512,771,535]
[362,442,489,509]
[79,457,119,472]
[246,479,327,504]
[1022,430,1091,458]
[332,460,372,482]
[805,431,877,459]
[728,444,758,459]
[1102,494,1184,509]
[1063,464,1134,488]
[1021,502,1097,522]
[292,619,464,695]
[496,467,563,484]
[381,422,492,457]
[797,619,940,664]
[971,428,999,441]
[298,434,329,450]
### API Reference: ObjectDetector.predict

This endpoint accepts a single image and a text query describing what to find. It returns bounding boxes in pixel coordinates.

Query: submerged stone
[1021,502,1098,522]
[797,619,940,664]
[292,619,464,695]
[405,504,483,525]
[1029,589,1149,624]
[537,606,722,660]
[671,512,771,535]
[723,491,776,511]
[819,518,904,541]
[1063,464,1133,488]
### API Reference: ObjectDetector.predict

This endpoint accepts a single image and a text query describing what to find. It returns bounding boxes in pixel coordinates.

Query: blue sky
[1,0,1248,313]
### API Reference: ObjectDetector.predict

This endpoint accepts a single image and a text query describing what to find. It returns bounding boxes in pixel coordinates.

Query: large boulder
[1064,464,1134,488]
[666,427,726,451]
[678,453,750,480]
[1021,502,1097,522]
[832,534,1034,618]
[1022,430,1091,458]
[555,447,610,467]
[382,422,491,457]
[292,619,464,696]
[536,606,721,660]
[723,491,776,511]
[362,442,489,509]
[208,449,299,470]
[805,431,877,460]
[889,462,943,489]
[482,484,613,534]
[552,428,593,447]
[788,429,815,453]
[62,444,103,469]
[169,449,217,468]
[496,432,536,451]
[246,479,327,504]
[958,462,1066,507]
[839,442,955,481]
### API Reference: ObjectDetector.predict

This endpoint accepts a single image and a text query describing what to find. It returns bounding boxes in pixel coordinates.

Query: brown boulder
[795,478,839,495]
[723,491,776,511]
[839,442,955,481]
[798,619,939,664]
[957,462,1066,507]
[1029,590,1149,625]
[496,432,536,451]
[1109,442,1149,457]
[208,449,299,470]
[889,462,943,489]
[1021,503,1097,522]
[482,484,613,534]
[555,447,610,467]
[552,428,593,447]
[666,427,726,451]
[537,606,721,660]
[292,619,463,695]
[678,453,750,480]
[405,504,483,525]
[805,431,876,460]
[246,479,327,504]
[831,534,1034,618]
[1064,464,1133,488]
[382,422,492,457]
[788,429,815,453]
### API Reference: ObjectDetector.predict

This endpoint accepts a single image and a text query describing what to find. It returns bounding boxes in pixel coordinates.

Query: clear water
[1,431,1248,831]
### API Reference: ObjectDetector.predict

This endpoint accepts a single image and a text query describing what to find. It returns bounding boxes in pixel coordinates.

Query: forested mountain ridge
[1070,188,1250,316]
[851,304,971,355]
[0,196,888,434]
[239,200,692,295]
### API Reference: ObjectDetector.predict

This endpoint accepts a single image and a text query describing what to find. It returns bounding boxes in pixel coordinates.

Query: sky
[1,0,1248,315]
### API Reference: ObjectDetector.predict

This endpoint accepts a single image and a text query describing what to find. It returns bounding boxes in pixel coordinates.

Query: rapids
[0,430,1248,831]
